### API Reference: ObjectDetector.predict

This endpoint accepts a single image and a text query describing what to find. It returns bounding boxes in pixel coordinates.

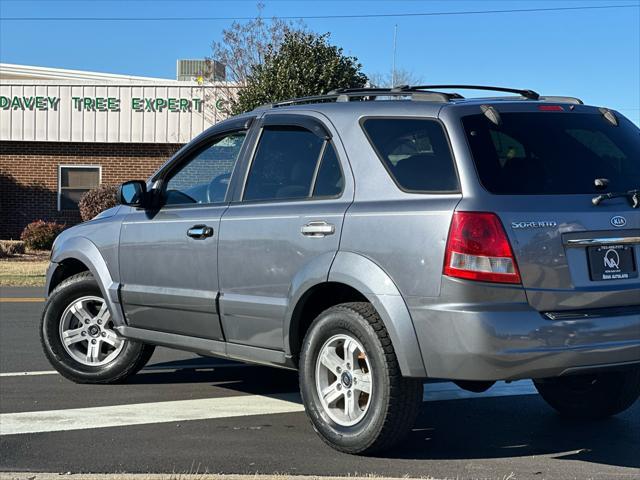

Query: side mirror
[119,180,147,207]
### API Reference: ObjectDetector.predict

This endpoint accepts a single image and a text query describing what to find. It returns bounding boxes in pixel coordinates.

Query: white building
[0,62,238,144]
[0,63,239,239]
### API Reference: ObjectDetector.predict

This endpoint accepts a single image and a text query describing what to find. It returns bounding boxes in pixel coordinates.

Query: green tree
[232,31,368,114]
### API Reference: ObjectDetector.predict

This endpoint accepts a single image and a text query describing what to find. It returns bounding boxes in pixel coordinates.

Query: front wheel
[299,302,423,455]
[534,367,640,419]
[41,271,155,384]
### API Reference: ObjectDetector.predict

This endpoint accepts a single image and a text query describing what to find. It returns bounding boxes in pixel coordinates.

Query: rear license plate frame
[587,244,638,281]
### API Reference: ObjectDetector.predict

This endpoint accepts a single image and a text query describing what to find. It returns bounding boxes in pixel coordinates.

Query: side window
[164,131,246,205]
[362,118,459,192]
[243,126,324,201]
[313,143,344,197]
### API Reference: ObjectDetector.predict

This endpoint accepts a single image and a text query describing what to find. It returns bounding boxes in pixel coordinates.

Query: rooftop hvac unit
[176,59,226,82]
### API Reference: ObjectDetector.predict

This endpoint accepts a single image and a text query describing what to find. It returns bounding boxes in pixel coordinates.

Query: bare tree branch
[204,2,306,115]
[368,69,423,88]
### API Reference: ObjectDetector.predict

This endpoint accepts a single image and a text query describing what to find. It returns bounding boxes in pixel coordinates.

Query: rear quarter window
[361,118,459,193]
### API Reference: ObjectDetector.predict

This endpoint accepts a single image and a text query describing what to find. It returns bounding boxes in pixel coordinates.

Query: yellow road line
[0,297,45,303]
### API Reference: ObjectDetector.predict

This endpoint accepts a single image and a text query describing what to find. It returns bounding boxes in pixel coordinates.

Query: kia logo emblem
[611,216,627,228]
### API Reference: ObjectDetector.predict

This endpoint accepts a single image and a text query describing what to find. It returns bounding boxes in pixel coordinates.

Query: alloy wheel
[315,333,373,427]
[58,295,125,366]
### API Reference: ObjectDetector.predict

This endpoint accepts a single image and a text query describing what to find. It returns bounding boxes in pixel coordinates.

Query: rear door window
[462,112,640,195]
[361,118,459,192]
[243,126,325,201]
[313,143,344,198]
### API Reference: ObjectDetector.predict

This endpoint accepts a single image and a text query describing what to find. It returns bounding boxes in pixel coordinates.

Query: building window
[58,165,101,210]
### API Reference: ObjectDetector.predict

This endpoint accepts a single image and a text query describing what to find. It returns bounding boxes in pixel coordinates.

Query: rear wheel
[299,302,423,455]
[41,271,155,384]
[534,367,640,419]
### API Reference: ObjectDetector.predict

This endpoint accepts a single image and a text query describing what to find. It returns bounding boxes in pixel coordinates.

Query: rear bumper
[408,279,640,381]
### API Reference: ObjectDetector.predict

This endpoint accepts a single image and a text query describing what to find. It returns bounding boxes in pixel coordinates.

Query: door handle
[301,221,335,237]
[187,225,214,239]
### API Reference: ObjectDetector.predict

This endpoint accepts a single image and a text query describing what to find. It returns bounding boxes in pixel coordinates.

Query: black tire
[299,302,423,455]
[534,367,640,419]
[40,271,155,384]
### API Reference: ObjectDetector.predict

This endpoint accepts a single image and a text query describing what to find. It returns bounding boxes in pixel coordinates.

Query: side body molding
[328,251,427,377]
[47,236,126,327]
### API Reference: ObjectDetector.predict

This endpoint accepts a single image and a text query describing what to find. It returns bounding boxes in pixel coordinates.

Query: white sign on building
[0,81,238,143]
[0,64,239,144]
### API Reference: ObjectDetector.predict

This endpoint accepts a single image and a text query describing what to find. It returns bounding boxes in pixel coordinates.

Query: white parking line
[0,370,58,377]
[0,381,537,436]
[0,393,305,436]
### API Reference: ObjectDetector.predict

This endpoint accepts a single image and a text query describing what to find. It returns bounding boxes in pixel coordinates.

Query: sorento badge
[511,221,557,229]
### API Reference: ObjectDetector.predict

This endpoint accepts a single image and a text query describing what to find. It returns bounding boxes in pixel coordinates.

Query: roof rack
[266,88,455,108]
[328,86,464,99]
[401,85,582,104]
[405,85,541,100]
[263,84,583,109]
[538,96,584,105]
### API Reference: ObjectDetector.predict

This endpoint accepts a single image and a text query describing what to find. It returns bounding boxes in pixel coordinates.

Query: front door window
[164,132,246,205]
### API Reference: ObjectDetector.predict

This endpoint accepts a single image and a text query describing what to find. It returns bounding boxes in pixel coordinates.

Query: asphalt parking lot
[1,288,639,480]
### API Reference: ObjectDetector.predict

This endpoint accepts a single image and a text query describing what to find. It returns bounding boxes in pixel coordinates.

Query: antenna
[392,24,398,87]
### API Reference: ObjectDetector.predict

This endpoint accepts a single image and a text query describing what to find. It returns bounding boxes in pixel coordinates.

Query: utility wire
[1,3,638,21]
[3,0,634,2]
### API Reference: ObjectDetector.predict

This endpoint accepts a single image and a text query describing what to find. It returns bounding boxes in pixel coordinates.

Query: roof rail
[266,88,455,109]
[260,85,583,109]
[538,96,584,105]
[331,86,466,100]
[406,85,540,100]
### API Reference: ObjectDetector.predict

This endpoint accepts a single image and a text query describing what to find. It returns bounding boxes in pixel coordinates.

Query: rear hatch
[460,106,640,312]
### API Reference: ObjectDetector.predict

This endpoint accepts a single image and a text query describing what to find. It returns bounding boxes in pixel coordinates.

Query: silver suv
[41,85,640,454]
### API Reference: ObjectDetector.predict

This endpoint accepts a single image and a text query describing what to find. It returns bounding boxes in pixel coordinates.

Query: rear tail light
[443,212,521,284]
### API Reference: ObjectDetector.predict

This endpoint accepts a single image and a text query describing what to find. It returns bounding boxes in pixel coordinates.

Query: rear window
[462,112,640,195]
[361,118,459,192]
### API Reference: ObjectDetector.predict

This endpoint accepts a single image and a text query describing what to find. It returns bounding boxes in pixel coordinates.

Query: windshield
[462,111,640,195]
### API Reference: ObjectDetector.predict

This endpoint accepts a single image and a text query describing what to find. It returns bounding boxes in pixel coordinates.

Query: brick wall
[0,141,182,239]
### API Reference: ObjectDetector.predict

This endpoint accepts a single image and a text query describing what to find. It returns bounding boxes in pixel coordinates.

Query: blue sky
[1,0,638,124]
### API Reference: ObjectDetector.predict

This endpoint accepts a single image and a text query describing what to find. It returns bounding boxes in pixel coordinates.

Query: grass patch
[0,250,49,287]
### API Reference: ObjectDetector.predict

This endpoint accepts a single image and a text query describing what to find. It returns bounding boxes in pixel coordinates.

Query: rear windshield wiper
[592,189,640,208]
